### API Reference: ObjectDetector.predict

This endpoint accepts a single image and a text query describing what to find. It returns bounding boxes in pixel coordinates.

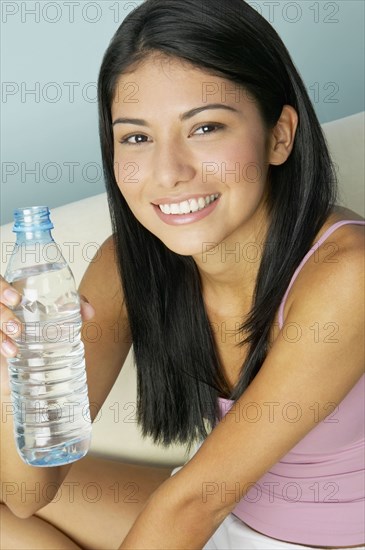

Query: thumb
[79,294,95,321]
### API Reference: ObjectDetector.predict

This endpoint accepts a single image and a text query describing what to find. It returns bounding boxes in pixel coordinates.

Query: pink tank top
[217,220,365,547]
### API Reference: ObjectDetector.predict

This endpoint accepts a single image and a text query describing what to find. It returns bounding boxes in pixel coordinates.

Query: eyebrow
[112,103,239,126]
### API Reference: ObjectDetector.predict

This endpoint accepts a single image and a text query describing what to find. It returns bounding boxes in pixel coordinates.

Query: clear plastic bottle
[4,206,92,467]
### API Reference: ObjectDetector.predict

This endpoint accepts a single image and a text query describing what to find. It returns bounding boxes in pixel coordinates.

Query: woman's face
[111,55,274,259]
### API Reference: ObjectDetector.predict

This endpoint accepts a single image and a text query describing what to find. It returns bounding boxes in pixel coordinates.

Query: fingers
[0,277,22,358]
[0,277,21,307]
[0,280,95,359]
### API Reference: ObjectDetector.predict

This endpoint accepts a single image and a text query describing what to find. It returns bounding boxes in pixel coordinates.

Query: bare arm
[118,230,365,549]
[1,235,132,518]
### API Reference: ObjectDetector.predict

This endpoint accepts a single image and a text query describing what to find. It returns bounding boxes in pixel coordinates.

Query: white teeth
[170,203,180,214]
[158,193,219,215]
[180,200,190,214]
[198,197,206,210]
[189,198,199,213]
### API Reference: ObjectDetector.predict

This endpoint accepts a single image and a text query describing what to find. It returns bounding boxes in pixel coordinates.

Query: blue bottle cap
[13,206,54,232]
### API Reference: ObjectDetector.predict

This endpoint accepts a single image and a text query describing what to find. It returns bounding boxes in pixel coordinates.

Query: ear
[268,105,298,166]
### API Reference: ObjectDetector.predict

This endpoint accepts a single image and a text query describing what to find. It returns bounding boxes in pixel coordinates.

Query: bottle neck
[15,230,54,245]
[12,206,55,245]
[5,206,65,281]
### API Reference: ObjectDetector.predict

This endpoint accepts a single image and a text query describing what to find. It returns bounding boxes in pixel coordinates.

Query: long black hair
[97,0,338,451]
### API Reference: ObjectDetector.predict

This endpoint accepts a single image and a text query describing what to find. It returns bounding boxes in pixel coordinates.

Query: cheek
[113,154,141,197]
[219,139,268,188]
[113,155,146,220]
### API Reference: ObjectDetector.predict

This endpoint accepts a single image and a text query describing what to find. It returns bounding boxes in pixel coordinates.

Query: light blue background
[1,0,364,224]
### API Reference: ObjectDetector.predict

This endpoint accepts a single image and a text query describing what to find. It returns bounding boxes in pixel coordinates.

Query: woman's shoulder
[311,205,364,275]
[302,204,363,271]
[310,203,363,285]
[87,233,120,280]
[79,233,127,319]
[317,204,365,246]
[280,205,364,326]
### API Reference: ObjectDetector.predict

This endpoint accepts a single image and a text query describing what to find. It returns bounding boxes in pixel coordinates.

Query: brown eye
[120,134,150,145]
[193,123,225,135]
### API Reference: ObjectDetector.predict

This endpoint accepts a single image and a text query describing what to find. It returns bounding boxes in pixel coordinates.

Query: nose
[152,136,196,189]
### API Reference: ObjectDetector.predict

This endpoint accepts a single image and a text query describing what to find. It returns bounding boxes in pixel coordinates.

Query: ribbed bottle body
[5,207,91,466]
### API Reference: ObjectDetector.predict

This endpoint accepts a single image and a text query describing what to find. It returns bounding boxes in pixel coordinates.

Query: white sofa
[1,112,364,467]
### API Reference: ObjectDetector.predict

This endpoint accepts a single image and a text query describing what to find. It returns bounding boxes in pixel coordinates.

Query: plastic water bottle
[4,206,92,467]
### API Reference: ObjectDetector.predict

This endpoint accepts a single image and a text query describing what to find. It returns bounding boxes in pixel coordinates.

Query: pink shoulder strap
[278,220,365,330]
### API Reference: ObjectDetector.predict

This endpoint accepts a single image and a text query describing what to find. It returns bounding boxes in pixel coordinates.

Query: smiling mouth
[157,193,220,215]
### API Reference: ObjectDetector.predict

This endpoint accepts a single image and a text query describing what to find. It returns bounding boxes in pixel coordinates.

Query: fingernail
[5,320,20,336]
[3,288,21,306]
[1,340,17,357]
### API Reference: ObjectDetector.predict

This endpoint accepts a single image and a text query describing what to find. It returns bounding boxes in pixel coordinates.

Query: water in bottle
[4,206,92,466]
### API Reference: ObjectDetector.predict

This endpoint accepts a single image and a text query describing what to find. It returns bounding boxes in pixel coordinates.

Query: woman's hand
[0,275,22,359]
[0,275,95,392]
[78,294,96,321]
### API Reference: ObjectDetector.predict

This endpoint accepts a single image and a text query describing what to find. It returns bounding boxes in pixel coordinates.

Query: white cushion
[322,112,364,216]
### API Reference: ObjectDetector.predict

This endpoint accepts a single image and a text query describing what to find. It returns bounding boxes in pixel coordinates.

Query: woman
[1,0,364,548]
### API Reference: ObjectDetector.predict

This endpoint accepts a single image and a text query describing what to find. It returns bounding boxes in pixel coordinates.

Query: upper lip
[151,193,220,206]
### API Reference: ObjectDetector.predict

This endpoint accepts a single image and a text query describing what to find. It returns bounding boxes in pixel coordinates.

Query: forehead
[111,54,252,115]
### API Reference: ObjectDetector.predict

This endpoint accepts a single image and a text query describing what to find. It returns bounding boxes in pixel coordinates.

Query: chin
[161,241,203,257]
[151,232,203,256]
